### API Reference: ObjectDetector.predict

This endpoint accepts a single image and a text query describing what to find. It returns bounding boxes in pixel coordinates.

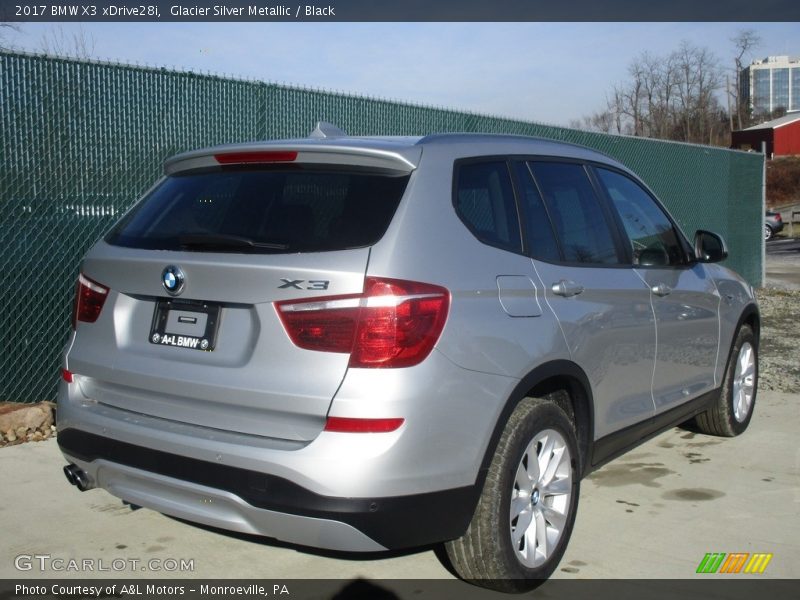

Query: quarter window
[595,168,686,267]
[455,161,522,253]
[528,162,620,265]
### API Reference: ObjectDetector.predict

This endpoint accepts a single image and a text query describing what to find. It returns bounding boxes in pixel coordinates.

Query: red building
[731,113,800,157]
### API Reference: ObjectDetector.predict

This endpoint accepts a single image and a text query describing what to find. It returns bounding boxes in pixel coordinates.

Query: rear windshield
[106,168,410,253]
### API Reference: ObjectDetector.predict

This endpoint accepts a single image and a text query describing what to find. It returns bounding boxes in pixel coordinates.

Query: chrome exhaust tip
[63,464,95,491]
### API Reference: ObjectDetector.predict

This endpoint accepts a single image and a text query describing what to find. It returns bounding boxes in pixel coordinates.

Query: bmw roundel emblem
[162,265,185,296]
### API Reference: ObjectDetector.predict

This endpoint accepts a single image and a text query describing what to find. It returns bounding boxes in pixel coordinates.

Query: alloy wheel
[732,341,756,422]
[509,429,573,568]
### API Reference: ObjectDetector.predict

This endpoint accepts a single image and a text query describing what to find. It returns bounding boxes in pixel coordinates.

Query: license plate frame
[149,299,221,351]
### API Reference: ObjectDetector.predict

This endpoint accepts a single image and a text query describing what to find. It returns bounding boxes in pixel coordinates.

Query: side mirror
[694,230,728,263]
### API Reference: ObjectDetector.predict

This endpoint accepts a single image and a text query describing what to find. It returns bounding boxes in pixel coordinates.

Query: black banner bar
[1,579,800,600]
[2,0,800,22]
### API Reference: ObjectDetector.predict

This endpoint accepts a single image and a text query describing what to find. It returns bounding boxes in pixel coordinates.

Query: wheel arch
[725,302,760,382]
[739,303,761,349]
[692,301,760,438]
[477,360,595,487]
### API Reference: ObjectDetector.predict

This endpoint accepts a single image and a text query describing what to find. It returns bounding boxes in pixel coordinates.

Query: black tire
[764,224,774,241]
[694,324,758,437]
[444,397,580,592]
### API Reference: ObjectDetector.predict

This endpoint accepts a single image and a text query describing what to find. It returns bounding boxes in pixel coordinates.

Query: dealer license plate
[149,299,220,351]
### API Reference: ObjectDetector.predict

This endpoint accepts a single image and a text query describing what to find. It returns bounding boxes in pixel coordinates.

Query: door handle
[651,283,672,297]
[552,280,585,297]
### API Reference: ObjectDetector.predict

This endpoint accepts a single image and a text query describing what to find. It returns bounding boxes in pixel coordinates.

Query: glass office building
[741,56,800,116]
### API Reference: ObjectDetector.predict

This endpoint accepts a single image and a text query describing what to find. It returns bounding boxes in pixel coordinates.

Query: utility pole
[727,74,734,133]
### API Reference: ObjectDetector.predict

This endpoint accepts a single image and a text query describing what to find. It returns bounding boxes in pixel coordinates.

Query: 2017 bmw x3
[58,124,759,591]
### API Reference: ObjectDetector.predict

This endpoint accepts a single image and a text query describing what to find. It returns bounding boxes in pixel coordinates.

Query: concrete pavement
[0,391,798,581]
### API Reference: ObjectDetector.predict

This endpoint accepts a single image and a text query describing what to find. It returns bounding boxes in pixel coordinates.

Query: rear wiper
[178,234,289,251]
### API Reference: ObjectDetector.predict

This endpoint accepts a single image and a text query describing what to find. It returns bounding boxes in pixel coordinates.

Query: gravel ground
[755,286,800,393]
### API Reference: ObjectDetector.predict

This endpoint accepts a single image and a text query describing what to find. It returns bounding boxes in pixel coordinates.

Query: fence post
[761,141,767,288]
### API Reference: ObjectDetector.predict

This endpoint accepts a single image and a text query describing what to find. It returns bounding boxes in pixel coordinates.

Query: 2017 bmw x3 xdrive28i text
[58,125,759,591]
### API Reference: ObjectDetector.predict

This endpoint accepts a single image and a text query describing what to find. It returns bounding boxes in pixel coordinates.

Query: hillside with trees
[570,30,769,148]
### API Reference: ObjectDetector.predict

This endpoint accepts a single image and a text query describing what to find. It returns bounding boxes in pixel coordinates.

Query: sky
[3,22,799,126]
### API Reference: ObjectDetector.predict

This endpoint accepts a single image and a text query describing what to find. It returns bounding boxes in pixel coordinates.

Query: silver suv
[58,126,759,591]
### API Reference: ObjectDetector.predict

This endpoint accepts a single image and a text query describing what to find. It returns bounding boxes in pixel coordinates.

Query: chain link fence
[1,50,764,403]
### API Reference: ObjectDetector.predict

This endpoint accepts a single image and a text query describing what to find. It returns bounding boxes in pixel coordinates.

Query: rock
[15,426,28,439]
[41,428,52,439]
[0,402,54,434]
[5,430,16,443]
[31,431,44,442]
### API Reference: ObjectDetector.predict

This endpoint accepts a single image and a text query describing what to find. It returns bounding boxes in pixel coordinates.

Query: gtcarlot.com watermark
[14,553,195,573]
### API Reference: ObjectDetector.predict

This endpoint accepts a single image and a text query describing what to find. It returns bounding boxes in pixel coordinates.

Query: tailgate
[68,244,369,442]
[66,159,413,442]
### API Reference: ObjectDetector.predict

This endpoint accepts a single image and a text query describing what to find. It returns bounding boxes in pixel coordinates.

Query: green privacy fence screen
[1,50,764,403]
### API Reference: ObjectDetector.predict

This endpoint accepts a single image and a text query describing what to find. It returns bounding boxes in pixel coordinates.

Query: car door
[593,167,720,413]
[513,160,657,439]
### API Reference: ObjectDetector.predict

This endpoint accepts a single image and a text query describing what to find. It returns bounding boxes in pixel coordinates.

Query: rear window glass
[106,168,410,253]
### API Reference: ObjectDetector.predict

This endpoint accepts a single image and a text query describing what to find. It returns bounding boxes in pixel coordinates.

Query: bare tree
[644,51,679,139]
[590,109,617,134]
[39,25,96,58]
[607,87,625,134]
[573,42,726,145]
[569,108,617,134]
[731,29,762,130]
[672,41,723,144]
[623,58,646,136]
[0,23,21,50]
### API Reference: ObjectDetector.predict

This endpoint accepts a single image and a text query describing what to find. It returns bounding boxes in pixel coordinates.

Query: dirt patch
[756,288,800,393]
[766,156,800,208]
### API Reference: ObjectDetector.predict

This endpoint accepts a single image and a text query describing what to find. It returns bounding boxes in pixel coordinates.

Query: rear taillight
[275,277,449,368]
[71,273,109,329]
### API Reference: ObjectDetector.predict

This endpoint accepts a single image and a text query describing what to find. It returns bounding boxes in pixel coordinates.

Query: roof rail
[309,121,348,139]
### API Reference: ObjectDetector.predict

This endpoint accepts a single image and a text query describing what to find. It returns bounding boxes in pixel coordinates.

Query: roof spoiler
[165,145,419,175]
[164,122,421,174]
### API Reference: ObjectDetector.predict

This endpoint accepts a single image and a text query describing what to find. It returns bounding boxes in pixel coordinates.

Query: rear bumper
[58,428,478,551]
[57,347,517,550]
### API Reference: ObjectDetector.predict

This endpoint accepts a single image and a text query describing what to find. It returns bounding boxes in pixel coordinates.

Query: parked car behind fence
[765,211,784,241]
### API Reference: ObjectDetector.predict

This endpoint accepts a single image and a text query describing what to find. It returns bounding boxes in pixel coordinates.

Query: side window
[528,162,620,265]
[595,168,686,267]
[455,161,522,253]
[512,162,561,262]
